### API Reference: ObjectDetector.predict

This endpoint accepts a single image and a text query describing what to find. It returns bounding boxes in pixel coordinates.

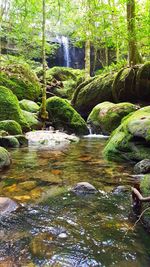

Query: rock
[0,136,20,148]
[19,99,40,113]
[71,182,97,195]
[0,197,19,215]
[46,96,88,135]
[103,106,150,162]
[0,63,41,100]
[0,86,29,131]
[46,66,84,82]
[134,159,150,174]
[0,120,22,135]
[0,147,11,169]
[87,101,138,134]
[0,130,9,137]
[112,62,150,102]
[72,73,114,118]
[22,110,42,130]
[15,135,28,146]
[112,186,129,195]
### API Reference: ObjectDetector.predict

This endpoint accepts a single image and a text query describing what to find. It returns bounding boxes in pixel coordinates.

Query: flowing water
[0,137,150,266]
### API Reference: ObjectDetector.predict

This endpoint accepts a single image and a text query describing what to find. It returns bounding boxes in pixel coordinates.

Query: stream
[0,137,150,266]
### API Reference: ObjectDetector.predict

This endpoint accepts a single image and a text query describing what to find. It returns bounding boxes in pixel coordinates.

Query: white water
[56,35,70,67]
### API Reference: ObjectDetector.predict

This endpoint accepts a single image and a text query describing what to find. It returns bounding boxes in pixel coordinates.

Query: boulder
[87,101,138,134]
[0,63,41,100]
[0,147,11,169]
[0,120,22,135]
[103,106,150,162]
[0,136,20,148]
[72,74,114,118]
[19,99,40,113]
[46,96,88,135]
[0,197,19,215]
[15,135,28,147]
[22,110,42,130]
[71,182,97,195]
[0,86,29,131]
[134,159,150,174]
[136,62,150,101]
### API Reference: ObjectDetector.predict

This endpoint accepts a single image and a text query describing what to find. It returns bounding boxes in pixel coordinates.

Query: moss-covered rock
[19,99,40,113]
[0,147,11,169]
[87,101,138,134]
[103,106,150,162]
[15,135,28,147]
[0,120,22,135]
[0,86,29,131]
[46,96,88,135]
[0,136,19,148]
[0,63,41,100]
[72,74,114,118]
[22,110,42,130]
[46,66,84,82]
[112,62,150,102]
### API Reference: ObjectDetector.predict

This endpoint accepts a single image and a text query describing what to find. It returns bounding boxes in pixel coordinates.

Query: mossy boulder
[0,86,29,131]
[112,62,150,102]
[19,99,40,113]
[0,136,20,148]
[0,147,11,169]
[22,110,42,130]
[46,66,84,82]
[46,96,88,135]
[0,120,22,135]
[87,102,138,134]
[72,74,114,118]
[0,63,41,100]
[15,135,28,147]
[103,106,150,162]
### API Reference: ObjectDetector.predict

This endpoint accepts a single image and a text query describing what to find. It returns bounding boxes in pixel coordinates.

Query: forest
[0,0,150,266]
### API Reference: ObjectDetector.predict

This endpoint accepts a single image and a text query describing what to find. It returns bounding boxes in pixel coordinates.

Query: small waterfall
[87,125,93,135]
[61,36,70,67]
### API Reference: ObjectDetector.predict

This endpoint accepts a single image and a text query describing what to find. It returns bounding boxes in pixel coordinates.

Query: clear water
[0,137,150,266]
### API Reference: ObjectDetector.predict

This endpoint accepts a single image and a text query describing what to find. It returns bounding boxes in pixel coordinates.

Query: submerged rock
[134,159,150,174]
[46,96,88,135]
[71,182,97,195]
[103,106,150,162]
[0,147,11,169]
[0,197,19,215]
[87,101,138,134]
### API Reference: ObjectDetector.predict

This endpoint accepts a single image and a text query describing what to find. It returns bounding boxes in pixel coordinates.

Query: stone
[19,99,40,113]
[134,159,150,174]
[22,110,42,130]
[0,120,22,135]
[71,182,97,195]
[0,147,11,169]
[15,135,28,146]
[0,197,19,215]
[0,136,20,148]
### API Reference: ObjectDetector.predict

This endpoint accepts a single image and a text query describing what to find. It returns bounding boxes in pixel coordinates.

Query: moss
[0,120,22,135]
[0,86,29,131]
[136,62,150,101]
[87,102,138,134]
[19,99,40,113]
[0,136,20,148]
[0,63,41,100]
[46,96,88,135]
[46,66,84,82]
[73,73,115,118]
[0,146,11,169]
[22,110,41,130]
[103,107,150,162]
[15,135,28,147]
[141,175,150,196]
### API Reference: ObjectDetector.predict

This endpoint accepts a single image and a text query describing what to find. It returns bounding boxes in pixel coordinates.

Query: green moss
[141,175,150,196]
[46,66,84,82]
[136,62,150,101]
[0,120,22,135]
[0,136,19,148]
[103,107,150,162]
[46,96,88,135]
[87,102,138,134]
[0,86,29,131]
[19,99,40,113]
[0,146,11,169]
[22,110,41,130]
[73,74,115,118]
[0,63,41,100]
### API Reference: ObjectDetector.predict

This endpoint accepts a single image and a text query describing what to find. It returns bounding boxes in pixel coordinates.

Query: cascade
[56,35,71,67]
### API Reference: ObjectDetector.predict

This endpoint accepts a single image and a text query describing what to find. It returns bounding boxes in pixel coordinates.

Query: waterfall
[61,36,70,67]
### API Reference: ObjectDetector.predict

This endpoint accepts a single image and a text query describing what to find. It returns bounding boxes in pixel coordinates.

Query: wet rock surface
[71,182,97,195]
[134,159,150,174]
[0,197,19,215]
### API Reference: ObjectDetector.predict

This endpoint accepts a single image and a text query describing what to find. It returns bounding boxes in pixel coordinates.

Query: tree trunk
[105,46,109,66]
[127,0,142,66]
[85,40,91,80]
[40,0,48,122]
